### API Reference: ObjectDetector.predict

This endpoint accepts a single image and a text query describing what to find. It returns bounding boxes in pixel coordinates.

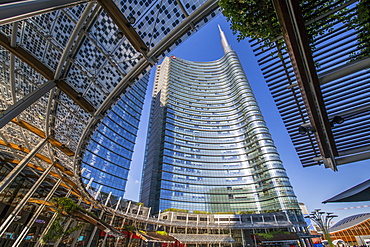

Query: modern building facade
[81,73,149,198]
[141,27,302,219]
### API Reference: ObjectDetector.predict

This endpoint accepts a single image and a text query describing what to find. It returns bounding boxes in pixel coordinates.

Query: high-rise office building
[141,27,300,215]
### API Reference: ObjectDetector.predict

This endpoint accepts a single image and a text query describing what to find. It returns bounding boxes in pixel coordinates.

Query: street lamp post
[304,209,338,247]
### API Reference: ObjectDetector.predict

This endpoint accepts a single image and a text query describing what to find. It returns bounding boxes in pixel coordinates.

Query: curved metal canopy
[323,179,370,203]
[250,0,370,170]
[0,0,219,203]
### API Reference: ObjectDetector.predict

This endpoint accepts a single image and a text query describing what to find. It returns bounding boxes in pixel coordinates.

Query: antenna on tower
[218,25,232,54]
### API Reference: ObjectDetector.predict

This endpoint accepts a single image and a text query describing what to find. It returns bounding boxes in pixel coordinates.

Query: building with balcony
[140,27,303,226]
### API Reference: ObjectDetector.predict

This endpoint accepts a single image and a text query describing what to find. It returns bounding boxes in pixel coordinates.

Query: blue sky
[125,14,369,223]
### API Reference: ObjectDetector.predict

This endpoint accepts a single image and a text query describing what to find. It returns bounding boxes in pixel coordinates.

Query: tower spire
[218,25,232,53]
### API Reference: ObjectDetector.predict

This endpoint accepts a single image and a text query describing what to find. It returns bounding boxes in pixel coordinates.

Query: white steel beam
[0,138,48,194]
[319,57,370,84]
[0,162,54,236]
[12,179,62,246]
[0,80,56,129]
[0,0,89,25]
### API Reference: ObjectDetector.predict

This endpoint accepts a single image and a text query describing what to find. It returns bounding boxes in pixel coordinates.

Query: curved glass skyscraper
[141,27,300,214]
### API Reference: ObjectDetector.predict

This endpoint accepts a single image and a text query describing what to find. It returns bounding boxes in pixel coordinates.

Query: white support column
[0,138,48,194]
[0,0,88,25]
[54,196,84,247]
[12,178,62,246]
[81,167,86,175]
[71,185,102,247]
[44,87,56,139]
[115,205,128,247]
[86,177,94,190]
[94,185,102,200]
[0,80,56,129]
[102,197,121,247]
[105,192,112,204]
[156,210,161,230]
[144,207,151,233]
[0,161,54,236]
[147,207,151,220]
[10,22,18,106]
[34,190,72,247]
[252,228,258,247]
[170,212,174,233]
[54,2,95,79]
[86,191,112,247]
[126,201,131,214]
[241,229,245,247]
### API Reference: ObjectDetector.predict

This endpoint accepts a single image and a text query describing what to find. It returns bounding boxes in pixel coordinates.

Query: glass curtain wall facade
[81,74,149,198]
[141,29,300,214]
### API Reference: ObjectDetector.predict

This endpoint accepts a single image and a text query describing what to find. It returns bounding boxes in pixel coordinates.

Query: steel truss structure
[250,0,370,170]
[0,0,245,246]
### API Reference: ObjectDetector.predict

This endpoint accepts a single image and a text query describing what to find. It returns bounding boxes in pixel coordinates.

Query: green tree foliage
[42,198,84,244]
[218,0,281,42]
[347,0,370,59]
[52,198,78,214]
[193,210,211,214]
[357,0,370,57]
[262,209,279,213]
[255,229,291,239]
[120,224,137,247]
[219,0,370,58]
[121,224,137,232]
[163,208,189,213]
[42,217,84,244]
[214,211,236,214]
[237,211,256,214]
[156,231,168,236]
